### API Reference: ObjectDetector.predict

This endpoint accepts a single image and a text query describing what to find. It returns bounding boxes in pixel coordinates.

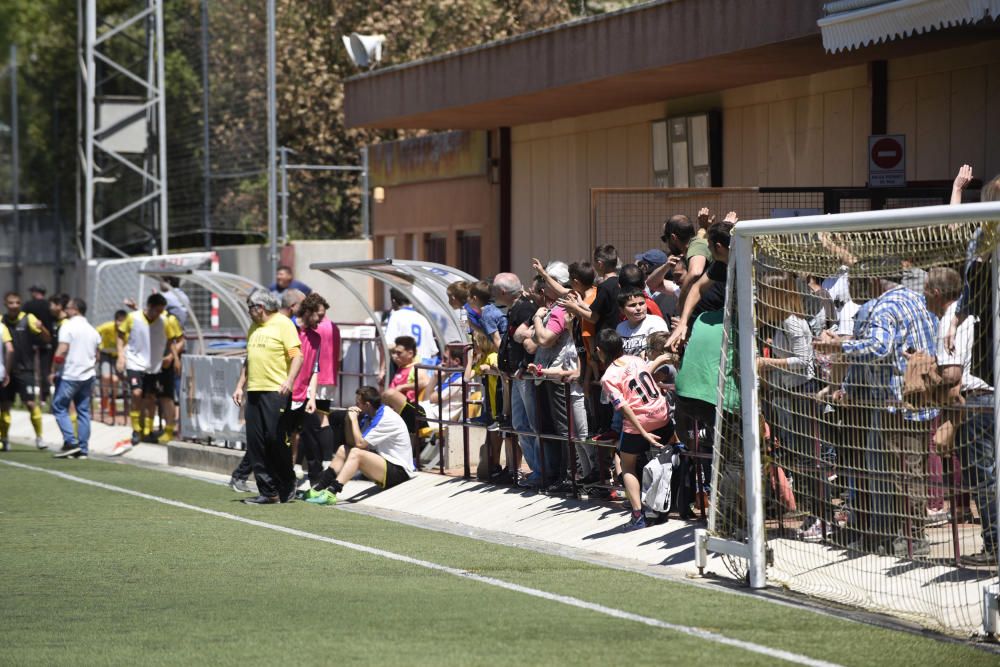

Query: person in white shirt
[924,266,996,564]
[50,298,101,459]
[614,290,668,359]
[384,289,438,363]
[303,386,415,505]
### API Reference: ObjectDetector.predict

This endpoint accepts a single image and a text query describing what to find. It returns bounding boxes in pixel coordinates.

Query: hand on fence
[724,210,739,224]
[812,330,842,353]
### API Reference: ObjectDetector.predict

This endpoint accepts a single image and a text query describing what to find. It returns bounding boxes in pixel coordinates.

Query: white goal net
[705,201,1000,637]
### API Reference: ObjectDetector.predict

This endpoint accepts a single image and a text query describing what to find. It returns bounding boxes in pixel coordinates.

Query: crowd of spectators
[372,164,997,563]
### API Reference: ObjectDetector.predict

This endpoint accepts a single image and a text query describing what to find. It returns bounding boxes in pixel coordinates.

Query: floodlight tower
[78,0,168,260]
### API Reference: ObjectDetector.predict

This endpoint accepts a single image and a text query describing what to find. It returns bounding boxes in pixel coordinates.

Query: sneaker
[242,495,279,505]
[798,517,832,542]
[280,488,296,503]
[623,513,647,532]
[960,549,996,567]
[35,437,47,450]
[53,446,82,459]
[925,508,950,527]
[490,467,515,485]
[545,479,574,495]
[229,477,252,493]
[1,438,8,452]
[131,430,142,446]
[587,486,612,500]
[296,476,312,492]
[109,440,134,457]
[304,489,338,506]
[59,442,75,452]
[579,471,601,486]
[881,536,931,558]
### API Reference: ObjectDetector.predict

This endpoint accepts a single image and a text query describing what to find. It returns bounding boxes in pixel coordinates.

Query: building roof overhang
[344,0,999,130]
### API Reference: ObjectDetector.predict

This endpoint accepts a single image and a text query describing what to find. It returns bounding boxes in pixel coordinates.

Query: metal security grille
[590,188,825,263]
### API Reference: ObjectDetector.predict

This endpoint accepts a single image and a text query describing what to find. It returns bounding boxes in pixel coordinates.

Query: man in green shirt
[660,214,713,303]
[232,289,303,504]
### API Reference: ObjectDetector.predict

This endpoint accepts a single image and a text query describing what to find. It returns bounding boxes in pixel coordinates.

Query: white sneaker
[109,440,133,457]
[35,437,48,450]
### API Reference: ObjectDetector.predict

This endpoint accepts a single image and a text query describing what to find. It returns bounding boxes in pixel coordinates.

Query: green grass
[0,448,995,666]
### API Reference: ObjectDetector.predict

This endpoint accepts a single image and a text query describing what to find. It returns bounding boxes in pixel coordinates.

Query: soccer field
[1,448,996,666]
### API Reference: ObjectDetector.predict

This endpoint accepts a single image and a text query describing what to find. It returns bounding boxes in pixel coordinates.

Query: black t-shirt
[498,296,537,373]
[592,276,620,332]
[23,298,53,335]
[693,260,727,317]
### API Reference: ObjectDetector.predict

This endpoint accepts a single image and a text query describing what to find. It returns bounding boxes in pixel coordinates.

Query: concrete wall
[510,41,1000,279]
[289,239,373,324]
[212,239,373,324]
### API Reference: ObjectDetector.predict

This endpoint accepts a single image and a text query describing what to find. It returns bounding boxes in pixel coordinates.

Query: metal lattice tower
[78,0,168,260]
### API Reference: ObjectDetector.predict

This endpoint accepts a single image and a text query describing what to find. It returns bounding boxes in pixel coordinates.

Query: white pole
[266,0,278,279]
[154,0,168,254]
[733,234,766,589]
[83,0,96,261]
[993,237,999,589]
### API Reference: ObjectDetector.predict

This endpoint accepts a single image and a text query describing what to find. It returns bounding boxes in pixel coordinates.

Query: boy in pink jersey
[598,328,677,531]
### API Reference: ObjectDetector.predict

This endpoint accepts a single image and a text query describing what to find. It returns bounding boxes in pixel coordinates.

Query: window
[651,111,719,188]
[457,230,481,278]
[424,232,447,265]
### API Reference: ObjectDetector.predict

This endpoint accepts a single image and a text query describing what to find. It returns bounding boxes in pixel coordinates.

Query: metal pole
[83,0,96,261]
[361,145,370,239]
[154,0,168,254]
[280,146,288,245]
[992,238,999,590]
[9,44,20,292]
[200,0,212,250]
[266,0,278,279]
[733,234,766,589]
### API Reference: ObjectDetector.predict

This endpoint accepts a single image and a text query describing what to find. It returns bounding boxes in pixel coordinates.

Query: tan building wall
[372,175,499,277]
[511,41,1000,278]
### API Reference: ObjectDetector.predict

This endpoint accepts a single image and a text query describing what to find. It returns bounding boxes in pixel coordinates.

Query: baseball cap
[545,261,571,287]
[634,249,668,267]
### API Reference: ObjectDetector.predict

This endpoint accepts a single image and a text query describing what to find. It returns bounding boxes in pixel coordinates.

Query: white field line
[2,459,842,667]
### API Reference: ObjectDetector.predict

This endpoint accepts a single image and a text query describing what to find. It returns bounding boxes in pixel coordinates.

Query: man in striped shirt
[816,276,939,558]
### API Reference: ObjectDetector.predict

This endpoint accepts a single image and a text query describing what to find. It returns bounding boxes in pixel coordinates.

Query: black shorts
[156,369,176,397]
[1,372,35,404]
[126,370,158,396]
[619,423,675,455]
[381,459,411,489]
[398,401,427,434]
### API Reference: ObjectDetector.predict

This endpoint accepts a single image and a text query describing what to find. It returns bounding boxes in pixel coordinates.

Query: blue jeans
[959,393,996,553]
[511,379,540,482]
[53,377,95,453]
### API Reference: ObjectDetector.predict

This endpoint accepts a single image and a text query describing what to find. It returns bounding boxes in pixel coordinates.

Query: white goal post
[696,200,1000,636]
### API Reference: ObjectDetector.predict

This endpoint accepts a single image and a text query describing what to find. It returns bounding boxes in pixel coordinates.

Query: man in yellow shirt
[96,310,128,421]
[1,292,51,450]
[155,312,184,443]
[232,289,303,504]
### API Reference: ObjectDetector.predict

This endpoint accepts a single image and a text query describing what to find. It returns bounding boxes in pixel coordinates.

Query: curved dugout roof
[138,268,265,353]
[309,259,475,365]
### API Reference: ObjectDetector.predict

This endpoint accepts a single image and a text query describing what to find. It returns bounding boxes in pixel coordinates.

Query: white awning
[818,0,1000,53]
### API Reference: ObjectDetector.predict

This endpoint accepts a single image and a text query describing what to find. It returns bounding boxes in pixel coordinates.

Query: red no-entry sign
[868,134,906,187]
